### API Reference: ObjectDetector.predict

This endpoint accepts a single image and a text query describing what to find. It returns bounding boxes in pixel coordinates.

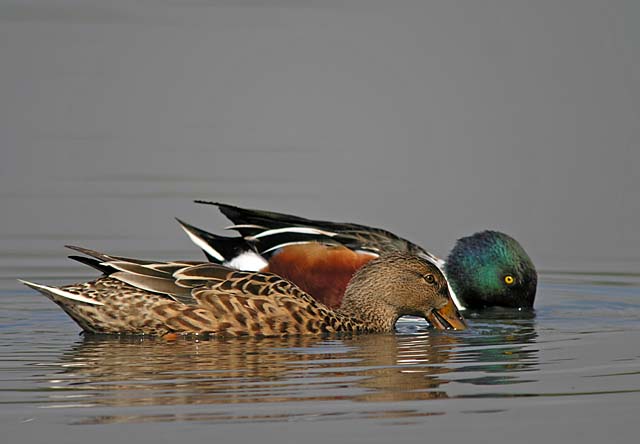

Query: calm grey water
[1,1,639,443]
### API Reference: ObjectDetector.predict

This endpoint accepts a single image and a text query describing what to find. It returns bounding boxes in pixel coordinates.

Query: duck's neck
[337,290,398,333]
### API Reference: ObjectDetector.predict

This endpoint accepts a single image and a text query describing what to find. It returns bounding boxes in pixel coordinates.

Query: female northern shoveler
[20,247,466,336]
[178,202,538,311]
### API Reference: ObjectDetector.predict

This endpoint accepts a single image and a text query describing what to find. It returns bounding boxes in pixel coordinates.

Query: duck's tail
[176,218,268,271]
[18,280,104,306]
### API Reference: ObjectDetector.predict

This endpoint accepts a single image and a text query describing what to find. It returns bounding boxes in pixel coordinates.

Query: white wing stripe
[224,224,267,231]
[247,227,337,241]
[261,241,321,255]
[179,225,225,262]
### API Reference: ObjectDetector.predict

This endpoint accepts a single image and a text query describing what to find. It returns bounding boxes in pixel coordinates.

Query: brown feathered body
[22,247,466,336]
[42,272,369,336]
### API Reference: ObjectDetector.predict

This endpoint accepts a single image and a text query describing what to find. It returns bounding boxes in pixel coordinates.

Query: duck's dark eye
[504,275,515,286]
[423,274,436,285]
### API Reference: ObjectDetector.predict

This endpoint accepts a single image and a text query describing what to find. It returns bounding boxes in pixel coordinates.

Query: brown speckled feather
[22,249,466,336]
[23,255,374,336]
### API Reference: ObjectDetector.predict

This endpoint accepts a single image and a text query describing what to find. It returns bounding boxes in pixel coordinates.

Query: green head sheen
[444,231,537,309]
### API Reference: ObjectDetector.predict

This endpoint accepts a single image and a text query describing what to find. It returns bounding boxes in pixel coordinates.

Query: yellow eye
[504,275,515,285]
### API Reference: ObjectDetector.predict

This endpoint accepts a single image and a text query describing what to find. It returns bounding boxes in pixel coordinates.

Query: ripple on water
[1,268,640,429]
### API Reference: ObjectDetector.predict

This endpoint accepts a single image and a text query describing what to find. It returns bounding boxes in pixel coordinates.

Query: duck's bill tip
[426,299,468,330]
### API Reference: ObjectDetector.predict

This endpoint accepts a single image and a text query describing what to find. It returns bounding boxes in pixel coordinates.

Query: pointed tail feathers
[176,218,267,271]
[19,280,104,306]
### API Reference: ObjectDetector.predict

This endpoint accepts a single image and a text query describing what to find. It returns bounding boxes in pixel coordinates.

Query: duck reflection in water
[42,314,538,425]
[454,309,539,385]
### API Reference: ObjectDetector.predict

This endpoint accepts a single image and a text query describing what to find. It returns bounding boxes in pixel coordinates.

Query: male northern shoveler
[178,202,538,311]
[20,247,466,336]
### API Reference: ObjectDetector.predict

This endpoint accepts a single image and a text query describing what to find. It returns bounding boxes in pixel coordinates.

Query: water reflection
[454,310,539,386]
[347,333,458,402]
[35,316,539,424]
[49,333,457,407]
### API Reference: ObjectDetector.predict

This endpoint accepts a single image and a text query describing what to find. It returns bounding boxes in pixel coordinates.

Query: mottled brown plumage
[21,247,466,336]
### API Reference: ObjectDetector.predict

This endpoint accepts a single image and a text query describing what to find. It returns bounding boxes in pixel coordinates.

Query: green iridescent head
[444,231,537,309]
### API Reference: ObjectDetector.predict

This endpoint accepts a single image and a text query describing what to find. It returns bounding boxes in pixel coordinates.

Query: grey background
[1,0,638,270]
